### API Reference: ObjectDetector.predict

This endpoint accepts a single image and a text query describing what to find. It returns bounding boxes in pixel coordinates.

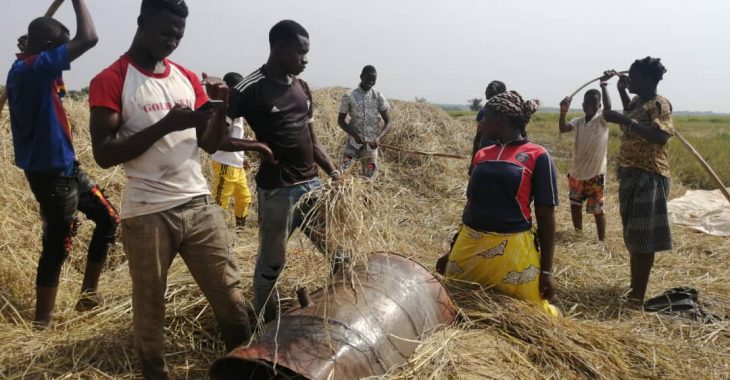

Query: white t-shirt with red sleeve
[89,55,210,219]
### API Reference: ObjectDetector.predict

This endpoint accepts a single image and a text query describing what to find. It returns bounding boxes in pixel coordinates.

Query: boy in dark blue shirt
[6,0,119,328]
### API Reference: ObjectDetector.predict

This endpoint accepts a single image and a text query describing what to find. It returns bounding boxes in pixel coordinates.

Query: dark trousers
[26,163,120,287]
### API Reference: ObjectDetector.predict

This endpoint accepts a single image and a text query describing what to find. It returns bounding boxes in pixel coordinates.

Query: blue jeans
[254,178,325,321]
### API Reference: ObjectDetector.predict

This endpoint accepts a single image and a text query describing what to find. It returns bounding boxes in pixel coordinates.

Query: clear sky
[2,0,729,112]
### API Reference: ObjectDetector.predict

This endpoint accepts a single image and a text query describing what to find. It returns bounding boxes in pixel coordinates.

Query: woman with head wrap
[437,91,560,316]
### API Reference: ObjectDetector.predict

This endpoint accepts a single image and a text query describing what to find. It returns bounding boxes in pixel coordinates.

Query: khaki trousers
[121,196,250,379]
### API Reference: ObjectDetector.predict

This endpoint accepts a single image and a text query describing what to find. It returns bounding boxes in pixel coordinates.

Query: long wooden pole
[674,130,730,204]
[0,91,7,119]
[568,70,628,99]
[380,143,467,160]
[44,0,66,18]
[0,0,65,117]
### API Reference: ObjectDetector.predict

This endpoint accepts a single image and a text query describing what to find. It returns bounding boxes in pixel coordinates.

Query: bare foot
[624,293,645,310]
[31,319,53,330]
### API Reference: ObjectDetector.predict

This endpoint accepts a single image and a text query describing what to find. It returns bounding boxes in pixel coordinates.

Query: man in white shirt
[87,1,258,378]
[210,72,254,229]
[559,85,611,241]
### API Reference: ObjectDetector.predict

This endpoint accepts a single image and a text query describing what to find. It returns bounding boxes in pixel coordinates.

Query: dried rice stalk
[296,175,394,280]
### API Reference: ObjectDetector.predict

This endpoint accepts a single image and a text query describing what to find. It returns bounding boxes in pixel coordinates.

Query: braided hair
[630,56,667,85]
[485,90,540,138]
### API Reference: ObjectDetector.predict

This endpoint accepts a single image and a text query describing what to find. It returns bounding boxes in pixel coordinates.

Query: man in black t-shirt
[228,20,341,322]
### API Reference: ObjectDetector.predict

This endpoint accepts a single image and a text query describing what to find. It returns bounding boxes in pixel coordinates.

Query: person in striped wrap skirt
[603,57,674,307]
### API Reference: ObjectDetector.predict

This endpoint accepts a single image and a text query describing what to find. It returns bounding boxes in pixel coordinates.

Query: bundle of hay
[312,87,471,199]
[388,282,729,379]
[293,174,405,287]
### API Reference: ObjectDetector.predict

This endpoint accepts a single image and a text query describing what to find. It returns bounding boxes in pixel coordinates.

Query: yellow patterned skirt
[445,225,559,316]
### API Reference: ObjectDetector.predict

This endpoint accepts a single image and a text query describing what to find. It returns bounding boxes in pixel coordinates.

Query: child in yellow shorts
[210,73,253,228]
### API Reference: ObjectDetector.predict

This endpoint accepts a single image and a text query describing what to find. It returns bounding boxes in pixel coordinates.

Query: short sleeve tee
[211,117,247,168]
[228,66,318,190]
[619,95,674,177]
[6,45,74,174]
[566,113,609,180]
[88,54,210,219]
[338,87,390,147]
[463,140,559,233]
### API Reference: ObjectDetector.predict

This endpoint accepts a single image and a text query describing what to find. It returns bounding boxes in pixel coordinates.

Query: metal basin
[210,252,456,380]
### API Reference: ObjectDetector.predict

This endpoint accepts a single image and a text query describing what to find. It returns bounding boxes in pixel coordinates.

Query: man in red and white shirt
[87,1,250,378]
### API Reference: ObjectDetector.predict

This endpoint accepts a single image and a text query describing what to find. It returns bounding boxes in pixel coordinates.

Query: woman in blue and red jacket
[437,91,560,315]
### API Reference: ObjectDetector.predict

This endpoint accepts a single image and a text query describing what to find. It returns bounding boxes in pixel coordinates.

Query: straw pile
[295,175,394,276]
[0,89,728,379]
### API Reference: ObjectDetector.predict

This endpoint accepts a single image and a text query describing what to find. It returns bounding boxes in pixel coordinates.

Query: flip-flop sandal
[662,287,699,302]
[644,291,696,313]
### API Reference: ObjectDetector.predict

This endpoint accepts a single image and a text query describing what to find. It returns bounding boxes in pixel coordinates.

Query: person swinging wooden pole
[0,0,66,118]
[572,69,730,206]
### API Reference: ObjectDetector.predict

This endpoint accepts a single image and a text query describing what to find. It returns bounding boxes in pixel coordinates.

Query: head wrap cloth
[485,90,541,124]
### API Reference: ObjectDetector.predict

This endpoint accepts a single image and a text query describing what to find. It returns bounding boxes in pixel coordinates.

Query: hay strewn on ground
[0,89,728,379]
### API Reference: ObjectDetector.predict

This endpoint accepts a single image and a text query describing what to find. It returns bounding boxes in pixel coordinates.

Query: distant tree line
[66,86,89,101]
[468,98,483,112]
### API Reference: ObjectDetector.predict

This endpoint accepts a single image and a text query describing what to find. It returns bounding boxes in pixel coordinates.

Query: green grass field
[453,111,730,190]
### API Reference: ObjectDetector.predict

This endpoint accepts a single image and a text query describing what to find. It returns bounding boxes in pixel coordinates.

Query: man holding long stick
[6,0,120,328]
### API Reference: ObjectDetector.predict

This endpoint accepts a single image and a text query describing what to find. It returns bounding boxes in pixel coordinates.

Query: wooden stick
[0,1,66,116]
[44,0,66,18]
[674,130,730,204]
[380,143,468,160]
[568,70,628,99]
[0,91,7,119]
